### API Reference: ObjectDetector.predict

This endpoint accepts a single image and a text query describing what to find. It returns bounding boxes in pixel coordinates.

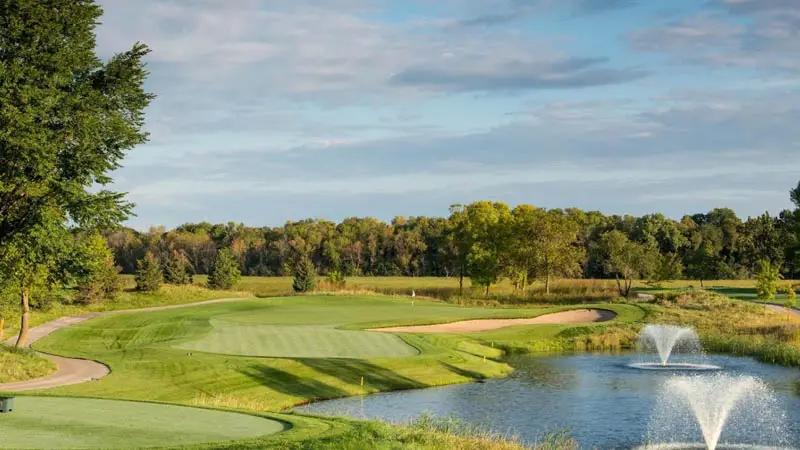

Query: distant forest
[106,183,800,285]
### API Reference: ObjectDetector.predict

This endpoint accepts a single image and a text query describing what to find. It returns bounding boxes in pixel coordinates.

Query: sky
[94,0,800,230]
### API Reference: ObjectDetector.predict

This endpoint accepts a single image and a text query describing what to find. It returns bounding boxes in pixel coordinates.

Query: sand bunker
[372,309,616,333]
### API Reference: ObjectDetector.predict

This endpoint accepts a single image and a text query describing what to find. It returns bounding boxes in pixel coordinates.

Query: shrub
[207,248,241,290]
[292,256,317,293]
[785,285,797,310]
[756,260,782,302]
[135,251,162,292]
[71,233,123,304]
[326,269,346,289]
[75,254,122,304]
[164,250,192,285]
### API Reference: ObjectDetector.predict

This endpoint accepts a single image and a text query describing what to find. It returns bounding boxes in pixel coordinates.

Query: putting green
[0,397,285,449]
[177,319,419,358]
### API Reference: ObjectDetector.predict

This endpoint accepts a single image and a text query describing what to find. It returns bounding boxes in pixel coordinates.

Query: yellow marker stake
[360,376,364,388]
[483,355,486,363]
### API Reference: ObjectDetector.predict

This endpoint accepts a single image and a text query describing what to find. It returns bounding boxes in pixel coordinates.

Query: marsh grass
[644,290,800,367]
[0,344,56,383]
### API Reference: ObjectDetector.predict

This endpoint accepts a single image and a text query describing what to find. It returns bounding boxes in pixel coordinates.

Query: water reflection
[296,354,800,449]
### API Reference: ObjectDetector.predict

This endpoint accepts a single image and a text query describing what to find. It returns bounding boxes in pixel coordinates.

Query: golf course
[3,282,799,449]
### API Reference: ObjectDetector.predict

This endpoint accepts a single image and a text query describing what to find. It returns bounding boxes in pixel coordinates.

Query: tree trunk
[485,285,490,297]
[545,274,551,295]
[15,287,30,348]
[700,279,704,288]
[615,276,625,297]
[458,263,464,296]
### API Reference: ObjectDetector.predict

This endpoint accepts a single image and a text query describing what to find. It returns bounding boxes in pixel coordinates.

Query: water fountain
[635,374,794,450]
[628,324,721,371]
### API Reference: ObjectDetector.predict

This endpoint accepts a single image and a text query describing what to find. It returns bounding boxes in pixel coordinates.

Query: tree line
[105,182,800,295]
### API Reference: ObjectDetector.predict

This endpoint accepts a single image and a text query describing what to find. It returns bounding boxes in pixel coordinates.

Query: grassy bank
[642,290,800,367]
[0,345,56,383]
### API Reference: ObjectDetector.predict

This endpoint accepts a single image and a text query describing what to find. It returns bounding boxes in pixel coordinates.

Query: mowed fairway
[176,296,562,358]
[30,295,640,410]
[178,320,419,358]
[0,397,284,449]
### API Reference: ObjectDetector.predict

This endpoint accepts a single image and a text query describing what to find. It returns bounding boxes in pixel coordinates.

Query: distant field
[114,275,796,301]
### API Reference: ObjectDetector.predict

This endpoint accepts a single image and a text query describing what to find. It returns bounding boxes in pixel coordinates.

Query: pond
[295,354,800,449]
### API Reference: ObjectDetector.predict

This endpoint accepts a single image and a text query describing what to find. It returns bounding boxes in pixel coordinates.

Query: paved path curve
[765,303,800,319]
[0,296,252,392]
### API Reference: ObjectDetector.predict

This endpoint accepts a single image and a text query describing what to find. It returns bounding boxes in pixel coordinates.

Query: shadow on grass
[240,364,350,401]
[296,358,426,391]
[440,362,487,380]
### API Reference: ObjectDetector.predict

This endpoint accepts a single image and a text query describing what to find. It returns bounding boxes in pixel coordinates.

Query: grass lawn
[0,397,285,449]
[29,295,638,411]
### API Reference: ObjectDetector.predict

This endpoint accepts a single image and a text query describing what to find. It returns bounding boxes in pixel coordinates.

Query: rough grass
[0,345,57,384]
[642,290,800,367]
[0,396,284,449]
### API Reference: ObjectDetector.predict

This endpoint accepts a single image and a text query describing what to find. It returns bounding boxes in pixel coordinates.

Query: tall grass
[0,344,56,384]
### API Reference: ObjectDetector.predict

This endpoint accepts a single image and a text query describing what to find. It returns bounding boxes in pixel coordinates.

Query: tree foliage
[135,251,162,292]
[598,230,657,297]
[755,259,782,303]
[163,250,192,285]
[0,0,154,248]
[207,248,241,290]
[293,256,317,293]
[72,233,122,304]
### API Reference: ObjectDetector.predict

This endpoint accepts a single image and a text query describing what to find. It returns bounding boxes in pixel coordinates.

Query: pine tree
[164,250,192,285]
[135,251,162,292]
[208,248,241,290]
[293,256,317,293]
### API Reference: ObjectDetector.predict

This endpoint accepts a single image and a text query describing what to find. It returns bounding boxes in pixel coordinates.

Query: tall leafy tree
[465,201,511,296]
[534,212,585,294]
[0,0,154,247]
[71,232,122,304]
[791,181,800,209]
[597,230,656,297]
[0,216,68,346]
[755,259,781,304]
[446,205,472,295]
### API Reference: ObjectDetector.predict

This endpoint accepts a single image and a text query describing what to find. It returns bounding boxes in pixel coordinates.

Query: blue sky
[95,0,800,230]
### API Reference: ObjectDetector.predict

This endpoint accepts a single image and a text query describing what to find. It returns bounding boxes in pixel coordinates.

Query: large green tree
[0,0,154,247]
[533,211,585,294]
[465,201,511,296]
[0,216,69,346]
[597,230,657,297]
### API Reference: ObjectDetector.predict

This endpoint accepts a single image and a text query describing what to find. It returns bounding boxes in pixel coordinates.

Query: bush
[292,256,317,293]
[164,250,192,285]
[207,248,241,290]
[326,269,346,289]
[135,251,162,292]
[71,233,123,304]
[756,259,781,302]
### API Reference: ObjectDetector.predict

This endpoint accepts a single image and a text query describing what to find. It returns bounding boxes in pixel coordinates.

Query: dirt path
[0,296,252,392]
[372,308,617,334]
[765,304,800,319]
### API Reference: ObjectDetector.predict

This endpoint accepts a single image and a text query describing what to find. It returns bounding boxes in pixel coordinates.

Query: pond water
[295,354,800,449]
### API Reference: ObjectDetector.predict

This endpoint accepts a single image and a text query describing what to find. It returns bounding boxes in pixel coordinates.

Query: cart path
[765,303,800,319]
[0,296,253,392]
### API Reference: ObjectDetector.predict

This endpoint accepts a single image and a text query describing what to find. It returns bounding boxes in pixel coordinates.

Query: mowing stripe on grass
[176,319,419,358]
[0,396,285,449]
